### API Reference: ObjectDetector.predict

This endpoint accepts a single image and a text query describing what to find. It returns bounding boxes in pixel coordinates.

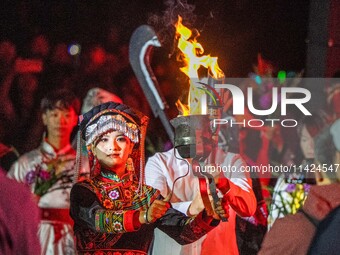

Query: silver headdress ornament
[85,114,139,146]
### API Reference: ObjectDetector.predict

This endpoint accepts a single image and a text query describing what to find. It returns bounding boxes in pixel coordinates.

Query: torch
[171,16,227,221]
[171,114,227,221]
[128,18,227,220]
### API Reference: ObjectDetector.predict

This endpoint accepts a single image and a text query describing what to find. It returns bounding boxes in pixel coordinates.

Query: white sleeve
[228,154,252,192]
[171,201,192,215]
[145,154,169,198]
[145,152,193,215]
[7,158,29,183]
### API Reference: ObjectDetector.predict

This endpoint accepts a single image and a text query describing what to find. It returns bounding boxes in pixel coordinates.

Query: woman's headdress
[74,102,149,193]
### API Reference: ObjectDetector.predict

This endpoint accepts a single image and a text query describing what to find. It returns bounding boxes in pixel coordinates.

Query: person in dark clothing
[307,205,340,255]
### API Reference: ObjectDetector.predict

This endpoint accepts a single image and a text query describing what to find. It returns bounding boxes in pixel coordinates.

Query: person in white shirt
[146,145,256,255]
[8,89,89,255]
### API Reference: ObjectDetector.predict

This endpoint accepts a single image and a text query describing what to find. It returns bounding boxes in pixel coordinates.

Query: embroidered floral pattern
[124,190,132,199]
[86,242,94,249]
[130,185,137,192]
[113,222,123,231]
[109,190,120,200]
[75,177,216,254]
[94,251,105,255]
[80,251,147,255]
[79,250,147,255]
[103,199,114,209]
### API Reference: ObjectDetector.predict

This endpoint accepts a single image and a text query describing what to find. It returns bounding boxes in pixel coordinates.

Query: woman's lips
[108,154,120,158]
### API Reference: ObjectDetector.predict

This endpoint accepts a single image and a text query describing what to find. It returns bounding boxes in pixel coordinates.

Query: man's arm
[213,152,257,217]
[145,152,193,215]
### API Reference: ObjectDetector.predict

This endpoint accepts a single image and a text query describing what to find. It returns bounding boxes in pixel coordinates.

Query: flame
[175,16,224,115]
[175,16,224,80]
[175,99,190,116]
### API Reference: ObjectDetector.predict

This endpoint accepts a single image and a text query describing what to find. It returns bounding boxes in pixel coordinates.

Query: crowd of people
[1,23,340,255]
[0,32,179,157]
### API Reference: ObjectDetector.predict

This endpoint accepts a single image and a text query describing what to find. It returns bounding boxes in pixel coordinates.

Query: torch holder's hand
[192,158,228,222]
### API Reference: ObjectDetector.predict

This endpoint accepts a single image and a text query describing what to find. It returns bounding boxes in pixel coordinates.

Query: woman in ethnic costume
[70,102,226,255]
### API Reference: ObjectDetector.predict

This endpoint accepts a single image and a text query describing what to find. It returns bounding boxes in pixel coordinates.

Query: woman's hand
[143,200,170,224]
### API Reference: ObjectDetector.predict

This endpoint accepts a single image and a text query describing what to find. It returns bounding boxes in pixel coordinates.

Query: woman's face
[94,130,134,172]
[300,125,315,159]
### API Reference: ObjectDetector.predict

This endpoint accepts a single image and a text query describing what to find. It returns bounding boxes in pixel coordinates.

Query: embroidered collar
[100,169,131,184]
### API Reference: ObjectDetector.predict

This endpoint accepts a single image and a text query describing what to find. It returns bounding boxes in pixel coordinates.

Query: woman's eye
[117,136,127,142]
[100,137,109,143]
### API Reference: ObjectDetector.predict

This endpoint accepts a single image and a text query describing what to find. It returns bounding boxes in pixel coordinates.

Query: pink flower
[109,190,120,200]
[38,170,51,181]
[285,183,296,193]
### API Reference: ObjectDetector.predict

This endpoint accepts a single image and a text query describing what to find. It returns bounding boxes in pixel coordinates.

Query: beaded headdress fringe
[73,129,82,184]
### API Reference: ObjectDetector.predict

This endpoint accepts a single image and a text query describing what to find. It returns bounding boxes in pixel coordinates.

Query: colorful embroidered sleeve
[70,183,142,234]
[95,208,141,233]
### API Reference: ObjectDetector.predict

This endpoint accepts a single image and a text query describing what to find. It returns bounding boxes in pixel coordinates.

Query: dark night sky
[0,0,310,76]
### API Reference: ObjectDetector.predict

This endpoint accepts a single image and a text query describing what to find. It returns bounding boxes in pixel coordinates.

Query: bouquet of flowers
[25,158,73,197]
[268,175,311,230]
[275,182,311,216]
